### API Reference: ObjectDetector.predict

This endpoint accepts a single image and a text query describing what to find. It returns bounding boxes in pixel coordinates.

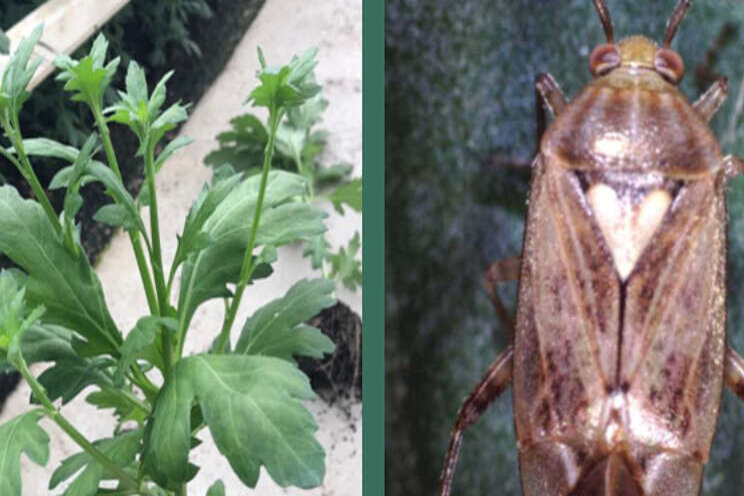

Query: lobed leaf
[0,186,121,355]
[144,355,325,489]
[329,177,362,214]
[54,33,120,107]
[1,25,43,119]
[0,410,49,496]
[49,429,141,496]
[303,234,330,270]
[37,356,111,405]
[106,61,188,155]
[248,47,321,110]
[235,278,336,361]
[177,171,326,333]
[115,316,176,384]
[328,232,362,291]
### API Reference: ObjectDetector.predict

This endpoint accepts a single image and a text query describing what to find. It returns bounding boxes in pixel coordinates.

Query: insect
[438,1,744,495]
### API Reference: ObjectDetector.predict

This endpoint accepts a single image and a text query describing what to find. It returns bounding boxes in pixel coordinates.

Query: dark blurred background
[385,0,744,494]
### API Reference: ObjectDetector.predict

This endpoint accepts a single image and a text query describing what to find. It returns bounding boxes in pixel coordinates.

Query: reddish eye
[589,44,621,76]
[654,49,684,83]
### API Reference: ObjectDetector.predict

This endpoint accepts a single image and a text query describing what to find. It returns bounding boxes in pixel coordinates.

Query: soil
[301,301,363,403]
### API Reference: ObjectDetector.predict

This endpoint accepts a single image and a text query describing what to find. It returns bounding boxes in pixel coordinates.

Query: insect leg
[725,346,744,400]
[438,345,514,496]
[484,256,521,337]
[693,77,728,122]
[721,154,744,181]
[535,73,567,148]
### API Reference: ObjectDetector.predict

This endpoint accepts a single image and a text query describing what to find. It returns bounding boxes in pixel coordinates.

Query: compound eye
[590,44,621,76]
[654,48,684,83]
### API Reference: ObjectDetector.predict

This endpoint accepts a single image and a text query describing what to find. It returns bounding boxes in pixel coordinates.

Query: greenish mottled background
[386,0,744,494]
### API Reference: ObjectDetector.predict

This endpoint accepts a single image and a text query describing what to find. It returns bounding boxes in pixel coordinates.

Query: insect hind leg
[438,345,514,496]
[725,346,744,400]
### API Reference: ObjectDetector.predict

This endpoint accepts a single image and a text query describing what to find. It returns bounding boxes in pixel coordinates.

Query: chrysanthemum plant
[0,26,336,495]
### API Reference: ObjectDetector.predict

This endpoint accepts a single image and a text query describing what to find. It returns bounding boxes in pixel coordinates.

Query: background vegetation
[386,0,744,494]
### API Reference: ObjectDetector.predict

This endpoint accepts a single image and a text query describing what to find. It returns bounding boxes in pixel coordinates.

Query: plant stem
[93,107,160,316]
[175,484,187,496]
[128,365,159,403]
[5,117,61,233]
[143,142,174,372]
[100,383,150,415]
[12,355,141,492]
[213,108,282,354]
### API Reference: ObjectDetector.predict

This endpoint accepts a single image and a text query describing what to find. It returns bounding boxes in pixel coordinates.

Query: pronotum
[439,1,744,495]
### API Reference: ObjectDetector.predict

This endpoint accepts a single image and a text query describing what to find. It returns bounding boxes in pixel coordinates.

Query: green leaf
[0,270,45,351]
[177,171,326,332]
[14,324,77,364]
[173,169,243,269]
[60,134,99,257]
[15,138,79,162]
[302,234,330,270]
[275,122,306,168]
[328,232,362,291]
[155,135,193,172]
[248,47,321,110]
[106,62,188,154]
[85,390,145,425]
[1,25,43,118]
[329,178,362,214]
[115,316,176,384]
[315,162,353,185]
[92,204,137,230]
[52,159,145,235]
[203,114,269,172]
[235,279,335,361]
[54,33,120,107]
[144,355,325,489]
[37,356,110,404]
[0,410,49,496]
[49,429,141,495]
[286,93,328,132]
[207,479,225,496]
[0,186,122,355]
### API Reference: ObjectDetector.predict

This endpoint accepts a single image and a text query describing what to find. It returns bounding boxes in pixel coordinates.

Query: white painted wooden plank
[3,0,130,89]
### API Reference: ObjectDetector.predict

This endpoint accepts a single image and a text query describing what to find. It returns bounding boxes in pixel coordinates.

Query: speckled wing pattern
[511,155,727,495]
[513,155,620,494]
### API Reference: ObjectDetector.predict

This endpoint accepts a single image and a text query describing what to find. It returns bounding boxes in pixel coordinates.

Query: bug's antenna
[592,0,615,44]
[664,0,693,47]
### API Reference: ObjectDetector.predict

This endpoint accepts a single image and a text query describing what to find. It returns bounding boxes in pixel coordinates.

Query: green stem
[144,142,173,372]
[213,108,282,354]
[92,107,160,316]
[175,484,187,496]
[13,355,141,492]
[100,383,150,415]
[5,117,61,233]
[128,365,159,403]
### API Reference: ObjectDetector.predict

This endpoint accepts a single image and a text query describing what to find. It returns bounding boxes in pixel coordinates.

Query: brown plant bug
[438,1,744,495]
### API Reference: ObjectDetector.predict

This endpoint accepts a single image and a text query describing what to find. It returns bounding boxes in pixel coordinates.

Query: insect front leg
[438,345,514,496]
[694,77,728,122]
[535,72,568,145]
[721,155,744,181]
